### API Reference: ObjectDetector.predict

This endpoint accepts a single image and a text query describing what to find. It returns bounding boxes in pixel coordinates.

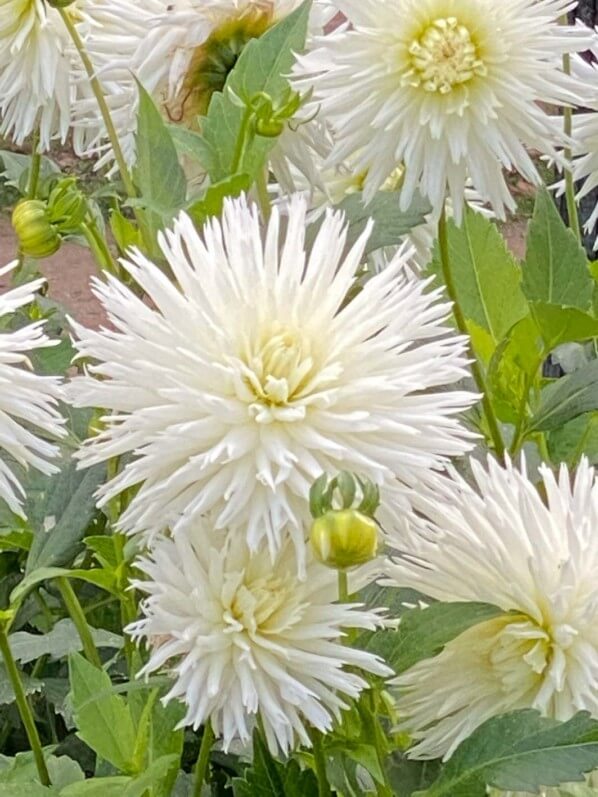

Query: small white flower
[127,518,390,754]
[386,456,598,761]
[0,263,65,516]
[292,0,592,220]
[69,195,475,564]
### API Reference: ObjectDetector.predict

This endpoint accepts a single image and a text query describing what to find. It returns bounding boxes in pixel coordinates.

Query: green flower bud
[310,509,378,570]
[46,0,77,7]
[12,200,60,259]
[48,178,88,234]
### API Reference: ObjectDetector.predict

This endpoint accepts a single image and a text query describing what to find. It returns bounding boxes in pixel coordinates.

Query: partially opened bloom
[0,263,64,515]
[69,195,475,564]
[127,518,390,753]
[73,0,333,172]
[292,0,592,220]
[386,457,598,761]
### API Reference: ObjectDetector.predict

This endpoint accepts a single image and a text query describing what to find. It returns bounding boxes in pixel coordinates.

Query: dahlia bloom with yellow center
[386,457,598,761]
[127,517,391,754]
[292,0,592,220]
[68,194,475,568]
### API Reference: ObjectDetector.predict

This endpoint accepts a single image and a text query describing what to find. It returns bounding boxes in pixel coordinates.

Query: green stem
[509,373,532,456]
[337,570,349,603]
[255,166,271,221]
[27,129,42,201]
[80,218,120,275]
[560,19,581,243]
[231,106,255,174]
[193,721,215,796]
[57,9,136,200]
[308,727,331,797]
[0,626,51,786]
[56,577,102,669]
[438,209,505,459]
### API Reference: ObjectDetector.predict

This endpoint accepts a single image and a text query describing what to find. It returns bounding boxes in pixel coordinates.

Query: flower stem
[255,166,271,221]
[56,577,102,669]
[57,9,136,200]
[438,208,505,458]
[337,570,349,603]
[193,720,215,796]
[80,217,120,276]
[308,727,331,797]
[0,626,51,786]
[27,129,42,201]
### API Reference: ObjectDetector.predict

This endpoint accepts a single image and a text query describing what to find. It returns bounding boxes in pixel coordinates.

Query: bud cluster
[12,178,88,259]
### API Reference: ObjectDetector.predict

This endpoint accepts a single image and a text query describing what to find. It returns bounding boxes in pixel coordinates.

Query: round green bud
[46,0,77,7]
[12,200,60,259]
[310,509,378,570]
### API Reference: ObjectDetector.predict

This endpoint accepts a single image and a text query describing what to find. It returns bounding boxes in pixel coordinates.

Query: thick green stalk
[308,728,332,797]
[57,577,102,668]
[57,9,136,199]
[0,626,51,786]
[255,166,271,221]
[27,129,42,200]
[438,209,505,458]
[80,218,120,275]
[193,721,215,797]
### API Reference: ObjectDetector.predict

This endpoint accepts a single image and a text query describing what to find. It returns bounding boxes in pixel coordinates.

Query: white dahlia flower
[0,1,146,151]
[386,456,598,761]
[0,263,65,516]
[73,0,333,173]
[127,518,391,754]
[69,195,475,564]
[292,0,592,220]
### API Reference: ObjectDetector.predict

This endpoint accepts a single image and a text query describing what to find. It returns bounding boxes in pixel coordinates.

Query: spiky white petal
[385,457,598,761]
[127,518,390,754]
[0,0,146,151]
[0,263,65,516]
[292,0,592,220]
[69,194,475,565]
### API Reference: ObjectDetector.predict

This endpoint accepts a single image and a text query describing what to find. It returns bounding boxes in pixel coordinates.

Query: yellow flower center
[224,570,304,637]
[237,322,316,423]
[485,614,576,707]
[405,17,486,94]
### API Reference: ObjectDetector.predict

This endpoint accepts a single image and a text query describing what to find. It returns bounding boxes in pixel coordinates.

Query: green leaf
[0,751,83,790]
[0,150,60,193]
[187,173,252,226]
[198,1,311,181]
[0,785,53,796]
[530,302,598,351]
[123,755,180,797]
[487,314,545,424]
[358,601,503,674]
[60,777,132,796]
[9,619,121,664]
[548,412,598,466]
[69,653,136,774]
[429,209,528,362]
[527,359,598,432]
[307,190,431,259]
[28,339,77,377]
[11,566,118,607]
[523,188,593,311]
[234,731,318,797]
[24,454,106,573]
[419,710,598,797]
[0,665,43,704]
[133,82,186,214]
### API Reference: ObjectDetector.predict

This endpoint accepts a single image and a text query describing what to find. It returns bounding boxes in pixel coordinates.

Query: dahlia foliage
[3,0,598,794]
